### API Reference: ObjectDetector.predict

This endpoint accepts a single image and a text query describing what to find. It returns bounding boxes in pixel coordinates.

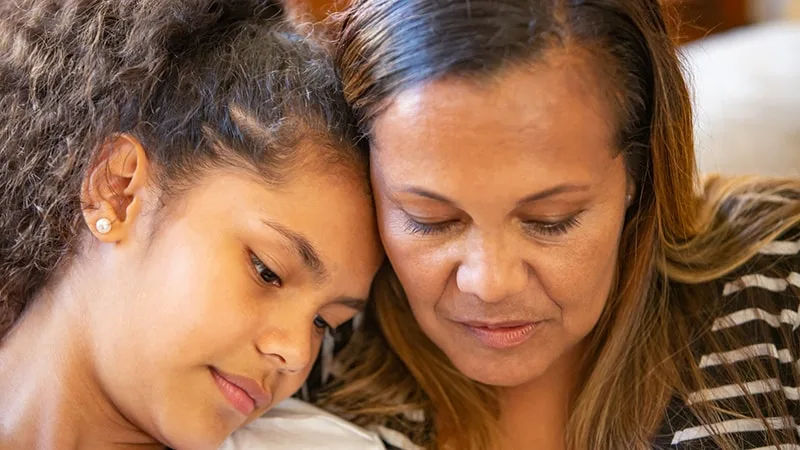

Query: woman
[321,1,800,449]
[0,1,383,449]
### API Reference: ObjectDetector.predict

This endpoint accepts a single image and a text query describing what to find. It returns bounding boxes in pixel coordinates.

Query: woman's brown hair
[321,1,800,448]
[0,0,363,339]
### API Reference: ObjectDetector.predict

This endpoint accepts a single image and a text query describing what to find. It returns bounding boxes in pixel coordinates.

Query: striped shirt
[652,232,800,449]
[304,231,800,450]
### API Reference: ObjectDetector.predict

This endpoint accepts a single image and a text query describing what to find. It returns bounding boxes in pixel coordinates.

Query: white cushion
[681,22,800,177]
[219,398,385,450]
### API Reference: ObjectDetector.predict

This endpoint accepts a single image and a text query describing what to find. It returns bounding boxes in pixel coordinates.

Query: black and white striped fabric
[303,231,800,450]
[653,232,800,449]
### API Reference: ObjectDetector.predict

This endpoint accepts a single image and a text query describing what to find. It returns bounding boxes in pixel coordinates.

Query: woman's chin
[447,353,551,388]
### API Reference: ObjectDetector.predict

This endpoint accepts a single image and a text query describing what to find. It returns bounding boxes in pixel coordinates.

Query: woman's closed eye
[401,213,584,238]
[522,213,583,237]
[250,252,282,287]
[403,217,461,236]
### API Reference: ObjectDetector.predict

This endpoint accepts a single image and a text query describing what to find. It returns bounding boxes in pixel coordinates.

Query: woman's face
[86,153,382,448]
[370,56,631,388]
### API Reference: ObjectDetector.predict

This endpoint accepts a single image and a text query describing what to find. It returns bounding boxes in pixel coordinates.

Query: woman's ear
[80,134,151,242]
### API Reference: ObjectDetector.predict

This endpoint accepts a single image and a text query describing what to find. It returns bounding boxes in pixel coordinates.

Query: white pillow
[219,398,385,450]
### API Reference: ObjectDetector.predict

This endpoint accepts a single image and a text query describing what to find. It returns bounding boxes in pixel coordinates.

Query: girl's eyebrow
[262,219,326,281]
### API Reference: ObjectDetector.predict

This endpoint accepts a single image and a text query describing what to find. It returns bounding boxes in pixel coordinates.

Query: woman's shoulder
[220,398,386,450]
[656,228,800,448]
[710,226,800,324]
[692,225,800,365]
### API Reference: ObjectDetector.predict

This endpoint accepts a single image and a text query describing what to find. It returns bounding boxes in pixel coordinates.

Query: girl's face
[83,146,382,449]
[369,56,631,388]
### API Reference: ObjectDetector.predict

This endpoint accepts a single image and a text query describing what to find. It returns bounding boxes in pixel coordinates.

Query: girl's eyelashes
[249,251,343,337]
[250,252,282,287]
[313,315,333,334]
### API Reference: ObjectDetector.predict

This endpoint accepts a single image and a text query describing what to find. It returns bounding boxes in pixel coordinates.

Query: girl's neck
[0,278,162,450]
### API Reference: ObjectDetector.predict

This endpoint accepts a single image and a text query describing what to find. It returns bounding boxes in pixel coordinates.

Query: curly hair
[0,0,363,338]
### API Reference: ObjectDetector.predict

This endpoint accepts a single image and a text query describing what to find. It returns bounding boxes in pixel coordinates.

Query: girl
[0,1,382,449]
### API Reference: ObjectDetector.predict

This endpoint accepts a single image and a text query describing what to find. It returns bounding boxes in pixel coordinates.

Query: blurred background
[282,0,800,177]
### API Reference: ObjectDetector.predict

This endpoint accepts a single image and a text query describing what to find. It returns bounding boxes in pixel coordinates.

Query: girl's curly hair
[0,0,363,338]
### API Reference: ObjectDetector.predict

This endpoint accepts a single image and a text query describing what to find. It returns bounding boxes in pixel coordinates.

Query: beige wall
[749,0,800,21]
[791,1,800,20]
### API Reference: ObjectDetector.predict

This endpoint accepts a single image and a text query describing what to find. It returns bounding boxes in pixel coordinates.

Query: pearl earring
[626,194,634,205]
[95,217,112,234]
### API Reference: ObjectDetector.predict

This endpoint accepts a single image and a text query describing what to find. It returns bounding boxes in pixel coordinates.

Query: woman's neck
[0,279,162,450]
[496,342,586,450]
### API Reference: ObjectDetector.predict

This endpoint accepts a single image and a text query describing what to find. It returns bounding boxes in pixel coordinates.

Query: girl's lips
[211,367,272,416]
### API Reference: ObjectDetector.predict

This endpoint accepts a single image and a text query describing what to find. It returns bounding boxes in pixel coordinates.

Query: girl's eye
[522,214,583,237]
[403,217,460,236]
[313,315,332,334]
[250,253,282,287]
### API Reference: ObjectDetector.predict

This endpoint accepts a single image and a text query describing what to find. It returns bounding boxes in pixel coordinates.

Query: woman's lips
[459,321,540,349]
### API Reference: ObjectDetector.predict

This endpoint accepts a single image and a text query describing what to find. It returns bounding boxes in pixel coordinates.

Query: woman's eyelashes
[520,213,583,237]
[402,211,584,238]
[250,252,282,287]
[402,217,461,236]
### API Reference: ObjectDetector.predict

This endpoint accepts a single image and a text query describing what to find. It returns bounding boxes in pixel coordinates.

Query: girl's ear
[80,134,151,242]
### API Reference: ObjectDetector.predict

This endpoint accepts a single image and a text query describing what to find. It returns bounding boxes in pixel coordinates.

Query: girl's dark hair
[0,0,362,338]
[323,1,800,449]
